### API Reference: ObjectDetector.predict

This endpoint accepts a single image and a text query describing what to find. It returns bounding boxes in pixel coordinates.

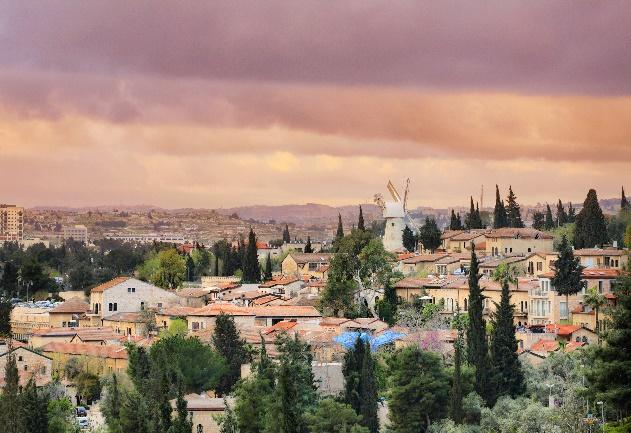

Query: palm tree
[584,286,607,344]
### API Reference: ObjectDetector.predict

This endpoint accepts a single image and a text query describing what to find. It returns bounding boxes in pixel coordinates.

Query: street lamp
[596,401,605,425]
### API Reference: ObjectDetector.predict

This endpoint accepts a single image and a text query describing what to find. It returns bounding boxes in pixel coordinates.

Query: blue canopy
[333,330,406,352]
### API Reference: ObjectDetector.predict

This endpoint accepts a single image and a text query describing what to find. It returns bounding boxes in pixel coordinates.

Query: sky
[1,1,630,209]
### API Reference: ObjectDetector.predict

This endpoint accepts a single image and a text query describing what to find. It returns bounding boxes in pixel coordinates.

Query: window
[464,298,468,311]
[197,425,204,433]
[598,281,603,293]
[23,365,28,371]
[140,302,145,310]
[113,303,118,311]
[128,287,136,293]
[537,262,543,271]
[528,248,532,253]
[18,356,23,361]
[108,303,113,311]
[157,303,163,308]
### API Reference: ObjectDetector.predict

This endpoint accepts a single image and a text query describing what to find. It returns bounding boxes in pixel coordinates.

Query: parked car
[76,407,87,417]
[77,417,89,429]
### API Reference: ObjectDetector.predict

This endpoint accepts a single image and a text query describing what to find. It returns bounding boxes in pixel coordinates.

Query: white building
[63,225,88,243]
[383,202,408,252]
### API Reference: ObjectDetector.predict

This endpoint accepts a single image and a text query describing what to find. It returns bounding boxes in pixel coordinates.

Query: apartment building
[62,224,88,243]
[486,228,553,257]
[573,248,629,270]
[0,204,24,241]
[281,253,333,279]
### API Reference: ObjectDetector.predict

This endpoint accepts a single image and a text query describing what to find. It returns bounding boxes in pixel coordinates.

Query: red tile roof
[188,303,256,317]
[259,277,300,288]
[530,339,560,353]
[252,295,280,305]
[251,306,321,318]
[263,320,298,335]
[545,324,581,336]
[90,276,132,293]
[402,254,448,264]
[49,298,90,314]
[565,341,586,352]
[574,248,627,257]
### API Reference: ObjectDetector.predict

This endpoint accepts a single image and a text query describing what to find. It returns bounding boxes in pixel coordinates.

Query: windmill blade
[403,178,410,211]
[387,180,402,202]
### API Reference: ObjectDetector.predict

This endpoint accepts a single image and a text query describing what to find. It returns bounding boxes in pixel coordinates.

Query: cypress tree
[282,224,291,244]
[556,199,568,227]
[102,374,123,428]
[168,386,193,433]
[20,378,49,433]
[359,343,379,433]
[505,186,524,228]
[304,236,313,253]
[120,390,150,433]
[243,228,260,283]
[336,214,344,240]
[156,370,172,433]
[450,304,464,424]
[449,210,463,230]
[343,337,365,415]
[622,186,630,210]
[532,211,545,230]
[466,244,495,406]
[419,217,441,253]
[264,253,273,281]
[402,225,416,252]
[1,352,21,433]
[465,197,477,229]
[475,202,484,228]
[551,235,586,321]
[214,253,220,277]
[574,189,609,248]
[493,185,508,229]
[567,202,576,223]
[213,313,250,396]
[0,297,12,337]
[358,206,365,231]
[127,345,151,390]
[490,273,525,398]
[456,213,463,230]
[588,270,631,416]
[544,204,555,231]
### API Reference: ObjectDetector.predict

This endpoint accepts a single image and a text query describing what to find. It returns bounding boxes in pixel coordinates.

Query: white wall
[102,278,180,317]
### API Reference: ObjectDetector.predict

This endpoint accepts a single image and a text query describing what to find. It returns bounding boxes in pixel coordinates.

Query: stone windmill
[375,179,419,252]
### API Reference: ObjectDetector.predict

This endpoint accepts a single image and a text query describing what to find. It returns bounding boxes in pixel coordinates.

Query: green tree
[217,399,240,433]
[465,197,482,230]
[283,224,291,244]
[75,371,102,404]
[264,334,316,433]
[387,347,450,433]
[419,217,441,253]
[0,261,19,296]
[264,253,273,281]
[305,399,369,433]
[213,313,250,395]
[556,199,568,227]
[168,386,193,433]
[191,246,211,278]
[493,185,508,229]
[343,338,378,433]
[377,283,398,326]
[532,211,545,230]
[466,244,495,406]
[151,248,187,289]
[450,305,465,424]
[0,297,12,337]
[0,353,21,433]
[551,235,586,321]
[505,186,524,228]
[574,188,609,248]
[567,202,576,223]
[102,373,124,432]
[48,397,77,433]
[625,223,631,248]
[127,345,151,390]
[449,210,463,231]
[622,186,629,210]
[490,266,525,398]
[334,214,345,252]
[304,237,313,254]
[242,228,260,283]
[120,390,150,433]
[584,286,608,344]
[402,225,416,252]
[543,204,555,230]
[358,206,365,231]
[20,378,49,433]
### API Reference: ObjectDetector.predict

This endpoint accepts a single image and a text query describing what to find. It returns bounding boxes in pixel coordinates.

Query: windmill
[376,178,419,252]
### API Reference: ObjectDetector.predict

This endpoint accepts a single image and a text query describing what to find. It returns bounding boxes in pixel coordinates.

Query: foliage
[152,248,187,289]
[466,245,495,406]
[505,186,524,228]
[216,399,240,433]
[358,206,366,231]
[551,223,575,250]
[556,199,568,226]
[213,313,250,395]
[160,318,189,338]
[102,374,125,433]
[64,356,83,380]
[551,235,586,317]
[21,378,50,433]
[420,217,442,253]
[0,297,12,336]
[479,396,555,433]
[402,225,417,252]
[283,224,291,244]
[450,306,465,424]
[264,253,273,280]
[584,286,607,339]
[465,197,483,230]
[75,371,102,403]
[574,189,609,248]
[167,386,193,433]
[48,397,77,433]
[343,338,378,433]
[544,204,555,231]
[532,211,544,230]
[589,271,631,417]
[387,347,450,433]
[376,283,398,326]
[304,398,369,433]
[607,209,631,248]
[242,228,261,283]
[119,390,150,433]
[450,210,464,231]
[493,185,508,229]
[335,214,345,249]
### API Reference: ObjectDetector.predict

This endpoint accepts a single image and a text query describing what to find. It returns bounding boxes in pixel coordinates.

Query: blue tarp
[333,330,406,352]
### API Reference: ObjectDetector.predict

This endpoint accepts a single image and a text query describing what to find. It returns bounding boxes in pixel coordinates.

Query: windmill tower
[375,179,419,252]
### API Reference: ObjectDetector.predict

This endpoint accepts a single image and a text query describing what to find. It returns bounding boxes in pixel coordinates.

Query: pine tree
[242,228,261,283]
[490,270,525,398]
[358,206,365,231]
[556,199,568,227]
[588,271,631,416]
[544,204,555,231]
[466,244,495,406]
[213,313,250,395]
[218,399,240,433]
[282,224,291,244]
[450,304,464,424]
[622,186,630,210]
[20,378,49,433]
[304,236,313,253]
[264,253,273,281]
[532,211,545,230]
[168,386,193,433]
[402,226,416,252]
[574,189,609,248]
[551,235,586,321]
[127,345,151,390]
[449,210,463,230]
[493,185,508,229]
[0,352,21,433]
[567,202,576,223]
[419,217,441,253]
[505,186,524,228]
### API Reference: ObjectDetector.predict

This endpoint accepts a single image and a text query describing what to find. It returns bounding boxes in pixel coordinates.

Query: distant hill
[215,203,382,226]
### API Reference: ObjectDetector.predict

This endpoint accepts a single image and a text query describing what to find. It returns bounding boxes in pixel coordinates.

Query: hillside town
[1,182,631,433]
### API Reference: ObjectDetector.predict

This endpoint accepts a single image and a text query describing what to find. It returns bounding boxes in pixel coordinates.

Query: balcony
[529,289,549,298]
